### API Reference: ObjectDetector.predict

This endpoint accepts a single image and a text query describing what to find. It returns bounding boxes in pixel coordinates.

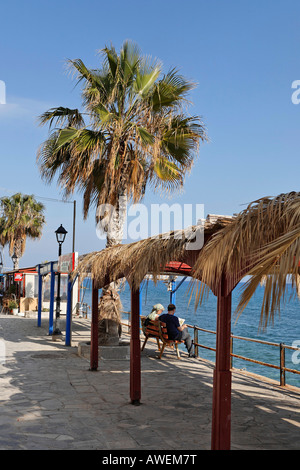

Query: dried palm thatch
[192,192,300,328]
[75,194,300,330]
[74,216,233,290]
[75,226,196,289]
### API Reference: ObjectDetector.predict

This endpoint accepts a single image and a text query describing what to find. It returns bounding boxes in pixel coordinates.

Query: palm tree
[37,40,207,343]
[0,193,45,269]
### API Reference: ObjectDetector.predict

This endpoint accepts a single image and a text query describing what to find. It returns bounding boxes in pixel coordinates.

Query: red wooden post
[130,286,141,405]
[90,280,98,371]
[211,273,232,450]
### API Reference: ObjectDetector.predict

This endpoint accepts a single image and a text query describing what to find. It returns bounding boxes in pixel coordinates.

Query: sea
[79,277,300,388]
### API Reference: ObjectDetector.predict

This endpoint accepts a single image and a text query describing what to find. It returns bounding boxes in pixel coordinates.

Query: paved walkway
[0,313,299,450]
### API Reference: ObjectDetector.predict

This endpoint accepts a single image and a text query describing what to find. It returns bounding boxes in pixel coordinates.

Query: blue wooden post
[139,282,143,317]
[170,278,176,304]
[49,262,55,335]
[65,276,72,346]
[169,277,187,305]
[37,265,43,327]
[90,280,99,371]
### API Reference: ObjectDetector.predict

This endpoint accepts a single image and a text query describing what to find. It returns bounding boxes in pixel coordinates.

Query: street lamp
[53,224,68,340]
[12,253,18,270]
[55,224,68,247]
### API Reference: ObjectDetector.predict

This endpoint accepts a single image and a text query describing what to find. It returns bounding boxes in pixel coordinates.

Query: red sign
[14,273,23,282]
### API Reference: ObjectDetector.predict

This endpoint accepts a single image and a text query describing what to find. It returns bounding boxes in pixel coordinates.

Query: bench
[141,316,184,359]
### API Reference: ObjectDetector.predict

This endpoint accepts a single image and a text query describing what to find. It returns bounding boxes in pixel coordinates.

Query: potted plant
[8,300,18,315]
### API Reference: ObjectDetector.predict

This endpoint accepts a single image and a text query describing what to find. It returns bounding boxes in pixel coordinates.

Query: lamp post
[53,224,67,340]
[12,253,18,270]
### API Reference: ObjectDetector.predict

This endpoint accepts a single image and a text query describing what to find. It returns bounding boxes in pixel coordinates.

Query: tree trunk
[96,195,127,345]
[98,287,123,345]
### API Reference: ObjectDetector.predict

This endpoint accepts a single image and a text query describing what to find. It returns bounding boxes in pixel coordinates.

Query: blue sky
[0,0,300,269]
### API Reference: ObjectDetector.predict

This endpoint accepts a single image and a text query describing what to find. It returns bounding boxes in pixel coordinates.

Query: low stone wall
[78,341,130,361]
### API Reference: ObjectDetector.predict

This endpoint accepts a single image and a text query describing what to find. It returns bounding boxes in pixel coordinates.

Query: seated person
[159,304,195,358]
[142,303,164,332]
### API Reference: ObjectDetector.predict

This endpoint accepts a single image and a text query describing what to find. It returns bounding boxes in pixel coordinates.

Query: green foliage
[0,193,45,260]
[37,40,207,219]
[8,300,18,309]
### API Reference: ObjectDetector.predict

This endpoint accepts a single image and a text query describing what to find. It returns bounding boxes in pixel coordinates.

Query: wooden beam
[211,273,232,450]
[130,286,141,405]
[90,280,98,371]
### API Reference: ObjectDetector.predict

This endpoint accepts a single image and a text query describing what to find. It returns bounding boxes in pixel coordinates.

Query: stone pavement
[0,313,299,451]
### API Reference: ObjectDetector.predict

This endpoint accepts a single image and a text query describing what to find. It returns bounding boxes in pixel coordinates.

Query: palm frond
[38,107,84,128]
[153,158,182,185]
[134,64,161,98]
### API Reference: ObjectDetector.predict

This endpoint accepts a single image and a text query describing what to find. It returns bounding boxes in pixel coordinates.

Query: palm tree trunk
[97,195,127,345]
[105,194,127,248]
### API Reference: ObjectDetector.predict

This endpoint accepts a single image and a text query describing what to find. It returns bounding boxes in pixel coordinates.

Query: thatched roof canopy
[193,191,300,326]
[74,191,300,326]
[74,216,233,292]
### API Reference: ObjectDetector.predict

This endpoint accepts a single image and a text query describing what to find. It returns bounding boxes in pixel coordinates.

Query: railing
[121,312,300,388]
[121,311,131,333]
[186,323,300,388]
